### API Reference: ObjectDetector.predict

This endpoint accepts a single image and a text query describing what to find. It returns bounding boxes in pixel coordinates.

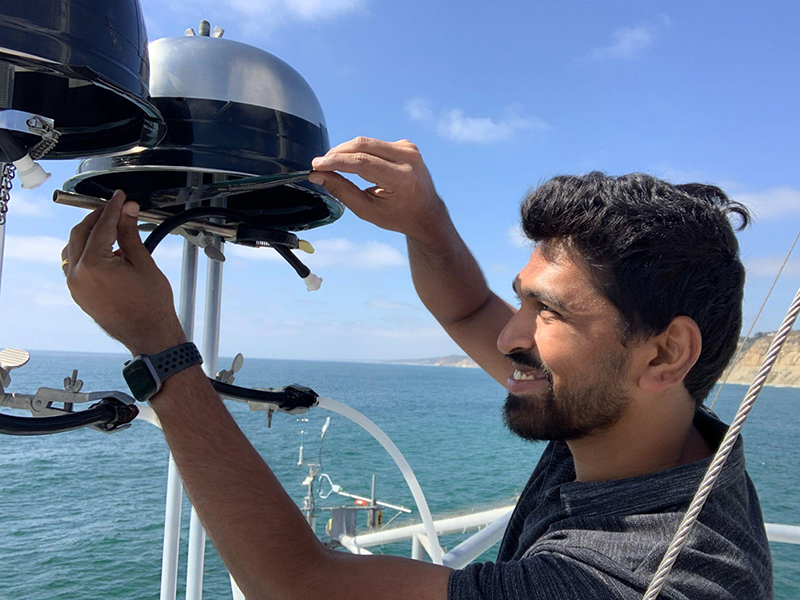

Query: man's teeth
[514,370,540,381]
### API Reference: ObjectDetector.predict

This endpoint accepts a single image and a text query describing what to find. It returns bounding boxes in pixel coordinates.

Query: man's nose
[497,310,536,356]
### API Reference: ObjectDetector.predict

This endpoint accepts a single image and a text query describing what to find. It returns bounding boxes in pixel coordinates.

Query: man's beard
[502,349,631,442]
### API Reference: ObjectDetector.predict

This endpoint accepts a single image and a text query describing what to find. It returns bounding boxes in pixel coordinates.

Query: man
[63,137,772,599]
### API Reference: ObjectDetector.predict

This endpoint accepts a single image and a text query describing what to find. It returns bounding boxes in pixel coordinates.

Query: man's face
[497,243,634,442]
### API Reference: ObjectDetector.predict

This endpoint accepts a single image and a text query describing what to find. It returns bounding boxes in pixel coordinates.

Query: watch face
[123,359,159,402]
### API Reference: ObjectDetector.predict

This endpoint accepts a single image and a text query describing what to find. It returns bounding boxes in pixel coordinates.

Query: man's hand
[62,190,186,356]
[309,137,448,243]
[311,136,516,386]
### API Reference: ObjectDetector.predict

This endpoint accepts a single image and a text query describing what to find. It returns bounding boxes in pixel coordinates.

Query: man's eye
[538,303,558,317]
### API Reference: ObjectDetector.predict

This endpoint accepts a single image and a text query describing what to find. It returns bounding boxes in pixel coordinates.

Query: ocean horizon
[1,351,798,598]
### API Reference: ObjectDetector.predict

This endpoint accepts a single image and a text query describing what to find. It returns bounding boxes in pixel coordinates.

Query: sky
[1,0,799,362]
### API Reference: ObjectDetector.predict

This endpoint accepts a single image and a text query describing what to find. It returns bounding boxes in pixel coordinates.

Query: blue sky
[1,1,799,361]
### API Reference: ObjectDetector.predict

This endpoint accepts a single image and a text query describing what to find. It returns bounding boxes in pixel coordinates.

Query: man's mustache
[505,351,551,377]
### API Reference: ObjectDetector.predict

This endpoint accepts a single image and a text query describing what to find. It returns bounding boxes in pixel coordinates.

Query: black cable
[0,403,121,436]
[144,206,249,253]
[143,205,313,285]
[144,208,319,409]
[211,380,318,412]
[272,244,311,279]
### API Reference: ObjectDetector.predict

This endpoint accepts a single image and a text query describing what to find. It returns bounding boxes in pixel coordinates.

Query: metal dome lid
[64,23,341,233]
[148,34,327,129]
[0,0,165,159]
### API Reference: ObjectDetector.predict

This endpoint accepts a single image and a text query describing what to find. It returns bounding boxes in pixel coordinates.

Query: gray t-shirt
[448,407,773,599]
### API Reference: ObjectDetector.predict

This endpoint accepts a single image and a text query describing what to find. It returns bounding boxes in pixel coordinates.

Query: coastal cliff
[722,330,800,387]
[398,330,800,388]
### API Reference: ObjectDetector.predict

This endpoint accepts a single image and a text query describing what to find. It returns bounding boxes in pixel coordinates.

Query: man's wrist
[405,197,455,247]
[128,333,189,358]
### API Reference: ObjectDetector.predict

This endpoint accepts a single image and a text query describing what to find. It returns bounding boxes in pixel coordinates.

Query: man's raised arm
[62,192,453,600]
[309,137,515,385]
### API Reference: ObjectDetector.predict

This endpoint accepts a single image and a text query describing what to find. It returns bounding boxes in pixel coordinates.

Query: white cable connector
[303,273,322,291]
[12,154,50,189]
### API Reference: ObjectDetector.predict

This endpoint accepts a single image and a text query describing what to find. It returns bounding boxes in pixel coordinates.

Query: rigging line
[709,226,800,410]
[643,279,800,600]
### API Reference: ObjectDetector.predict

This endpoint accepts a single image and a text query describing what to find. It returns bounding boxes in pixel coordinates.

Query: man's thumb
[117,201,150,263]
[309,171,368,216]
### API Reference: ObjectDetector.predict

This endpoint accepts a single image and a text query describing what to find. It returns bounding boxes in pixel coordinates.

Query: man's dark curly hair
[521,172,750,404]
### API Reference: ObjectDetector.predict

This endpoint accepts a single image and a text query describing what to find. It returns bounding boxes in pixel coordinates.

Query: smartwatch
[122,342,203,402]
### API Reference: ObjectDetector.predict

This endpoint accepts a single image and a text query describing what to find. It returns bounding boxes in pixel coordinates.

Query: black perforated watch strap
[151,342,203,380]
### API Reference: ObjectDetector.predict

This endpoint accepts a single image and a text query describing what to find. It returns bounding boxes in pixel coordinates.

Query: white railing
[339,506,514,565]
[766,523,800,545]
[338,507,800,567]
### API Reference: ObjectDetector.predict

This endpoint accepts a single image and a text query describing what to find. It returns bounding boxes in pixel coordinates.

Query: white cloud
[591,26,654,60]
[407,99,548,144]
[746,257,800,278]
[31,282,73,308]
[228,238,406,270]
[405,97,434,121]
[5,235,65,264]
[4,191,55,218]
[312,239,406,268]
[507,224,532,249]
[734,187,800,221]
[227,244,284,262]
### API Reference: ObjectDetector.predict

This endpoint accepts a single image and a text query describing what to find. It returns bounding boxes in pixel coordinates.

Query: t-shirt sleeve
[448,552,628,600]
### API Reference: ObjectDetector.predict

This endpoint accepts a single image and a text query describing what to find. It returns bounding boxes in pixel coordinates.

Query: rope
[710,228,800,409]
[642,279,800,599]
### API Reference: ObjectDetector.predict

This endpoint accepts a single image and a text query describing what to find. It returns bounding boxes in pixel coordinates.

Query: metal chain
[26,115,61,160]
[0,162,15,226]
[0,118,60,225]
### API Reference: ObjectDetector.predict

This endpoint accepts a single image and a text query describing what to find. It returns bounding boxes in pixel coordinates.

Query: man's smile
[507,361,550,392]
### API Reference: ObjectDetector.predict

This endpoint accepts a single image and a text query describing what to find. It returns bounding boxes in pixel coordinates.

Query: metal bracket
[0,109,55,136]
[178,228,226,262]
[216,353,244,385]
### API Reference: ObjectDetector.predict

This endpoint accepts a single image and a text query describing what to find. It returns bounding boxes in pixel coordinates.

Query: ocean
[1,351,798,599]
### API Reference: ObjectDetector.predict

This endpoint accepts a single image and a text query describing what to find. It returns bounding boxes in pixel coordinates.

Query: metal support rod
[186,177,226,600]
[54,190,240,241]
[0,220,6,302]
[159,175,202,600]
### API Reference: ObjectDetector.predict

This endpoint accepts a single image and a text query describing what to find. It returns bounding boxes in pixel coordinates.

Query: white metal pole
[160,177,201,600]
[186,184,226,600]
[411,534,424,561]
[441,510,513,569]
[230,575,246,600]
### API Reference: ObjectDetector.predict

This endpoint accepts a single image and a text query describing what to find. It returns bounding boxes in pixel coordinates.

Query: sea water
[1,352,798,599]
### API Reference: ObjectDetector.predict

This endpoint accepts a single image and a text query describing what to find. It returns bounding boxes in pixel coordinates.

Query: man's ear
[638,316,702,394]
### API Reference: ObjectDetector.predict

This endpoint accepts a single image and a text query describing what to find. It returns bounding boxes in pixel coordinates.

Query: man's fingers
[310,153,407,189]
[324,137,415,163]
[308,171,376,216]
[116,201,152,267]
[83,190,126,259]
[67,207,105,267]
